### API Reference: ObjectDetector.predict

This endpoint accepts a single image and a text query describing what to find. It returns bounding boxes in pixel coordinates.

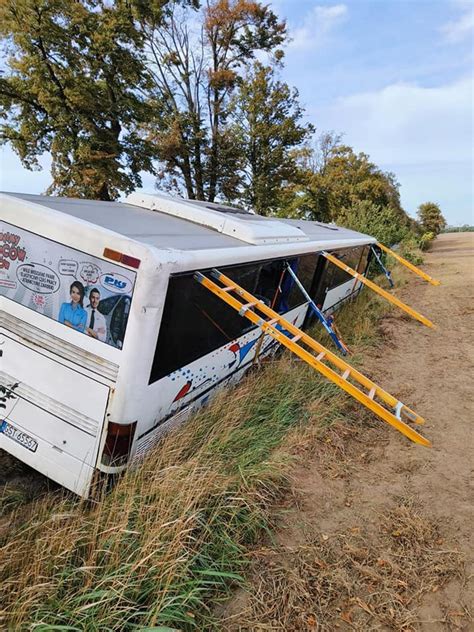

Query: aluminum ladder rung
[239,301,258,316]
[194,268,431,447]
[266,318,279,326]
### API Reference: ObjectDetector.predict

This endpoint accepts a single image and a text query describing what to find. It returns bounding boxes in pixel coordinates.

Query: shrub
[419,231,435,251]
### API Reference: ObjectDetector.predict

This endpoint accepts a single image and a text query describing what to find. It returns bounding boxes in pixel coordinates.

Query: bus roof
[2,191,375,251]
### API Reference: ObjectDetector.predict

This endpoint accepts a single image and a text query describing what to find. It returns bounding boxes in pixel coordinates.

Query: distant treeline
[442,226,474,233]
[0,0,446,246]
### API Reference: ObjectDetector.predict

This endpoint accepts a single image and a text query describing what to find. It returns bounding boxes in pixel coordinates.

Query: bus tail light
[101,420,137,466]
[103,248,141,269]
[121,254,141,268]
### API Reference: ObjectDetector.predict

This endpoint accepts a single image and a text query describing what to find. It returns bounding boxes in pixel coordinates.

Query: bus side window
[148,254,320,384]
[279,253,318,312]
[149,263,260,383]
[311,246,366,310]
[324,247,364,290]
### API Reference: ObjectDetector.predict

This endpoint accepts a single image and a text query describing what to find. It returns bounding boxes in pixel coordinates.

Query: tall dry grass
[229,496,463,630]
[0,282,391,630]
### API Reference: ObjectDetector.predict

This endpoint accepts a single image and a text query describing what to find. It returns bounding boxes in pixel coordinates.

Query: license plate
[0,420,38,453]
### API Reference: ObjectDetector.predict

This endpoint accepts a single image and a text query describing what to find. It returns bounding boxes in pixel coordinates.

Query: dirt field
[219,232,474,630]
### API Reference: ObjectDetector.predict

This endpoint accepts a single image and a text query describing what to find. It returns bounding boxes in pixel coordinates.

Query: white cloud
[288,4,347,52]
[441,3,474,43]
[312,76,473,165]
[310,76,473,221]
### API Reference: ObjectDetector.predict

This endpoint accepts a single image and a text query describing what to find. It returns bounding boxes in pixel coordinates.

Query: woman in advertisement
[58,280,88,332]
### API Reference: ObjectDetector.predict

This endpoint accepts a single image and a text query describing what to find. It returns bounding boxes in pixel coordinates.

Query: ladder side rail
[196,272,430,447]
[284,263,347,354]
[376,242,441,286]
[208,269,422,422]
[370,245,394,288]
[321,251,435,329]
[264,324,431,446]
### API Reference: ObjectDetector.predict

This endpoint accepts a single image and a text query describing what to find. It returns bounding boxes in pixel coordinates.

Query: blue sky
[0,0,472,225]
[276,0,473,225]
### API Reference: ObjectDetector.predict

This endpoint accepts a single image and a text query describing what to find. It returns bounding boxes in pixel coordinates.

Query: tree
[278,132,343,222]
[0,0,160,200]
[337,199,409,245]
[417,202,446,235]
[283,133,411,238]
[316,144,403,220]
[141,0,286,201]
[233,62,313,215]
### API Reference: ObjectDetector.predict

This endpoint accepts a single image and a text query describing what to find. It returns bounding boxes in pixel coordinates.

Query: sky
[0,0,473,225]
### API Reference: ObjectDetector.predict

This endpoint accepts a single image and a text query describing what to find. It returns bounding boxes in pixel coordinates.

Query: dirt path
[220,233,473,630]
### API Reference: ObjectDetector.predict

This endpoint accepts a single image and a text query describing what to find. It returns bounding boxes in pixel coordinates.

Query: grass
[0,266,442,630]
[233,497,464,630]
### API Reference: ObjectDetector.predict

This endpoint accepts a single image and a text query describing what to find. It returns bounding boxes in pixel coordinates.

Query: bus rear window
[0,221,136,350]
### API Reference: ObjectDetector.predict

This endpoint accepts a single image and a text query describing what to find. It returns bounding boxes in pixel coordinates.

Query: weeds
[0,273,451,630]
[231,498,462,631]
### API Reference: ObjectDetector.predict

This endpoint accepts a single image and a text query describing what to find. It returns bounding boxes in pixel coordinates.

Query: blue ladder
[284,263,349,355]
[370,245,394,288]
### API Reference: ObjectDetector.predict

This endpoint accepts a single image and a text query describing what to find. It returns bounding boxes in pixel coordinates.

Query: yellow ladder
[377,242,441,286]
[194,269,431,447]
[321,251,435,329]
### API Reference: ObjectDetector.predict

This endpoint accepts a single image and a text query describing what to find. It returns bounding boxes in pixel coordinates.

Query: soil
[219,232,474,630]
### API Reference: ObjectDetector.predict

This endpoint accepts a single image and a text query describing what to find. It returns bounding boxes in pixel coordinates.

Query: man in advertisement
[85,287,107,342]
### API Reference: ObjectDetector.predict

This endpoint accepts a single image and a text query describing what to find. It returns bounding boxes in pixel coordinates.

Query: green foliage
[419,231,435,251]
[319,144,403,220]
[417,202,446,235]
[232,62,313,215]
[398,234,424,264]
[143,0,286,202]
[0,0,160,200]
[337,200,409,245]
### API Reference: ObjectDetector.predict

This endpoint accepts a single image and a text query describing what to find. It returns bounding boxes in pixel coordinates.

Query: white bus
[0,191,375,497]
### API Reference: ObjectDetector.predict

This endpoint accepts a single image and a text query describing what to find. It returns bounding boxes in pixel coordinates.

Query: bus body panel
[322,277,361,312]
[131,302,307,448]
[0,329,109,496]
[1,191,377,497]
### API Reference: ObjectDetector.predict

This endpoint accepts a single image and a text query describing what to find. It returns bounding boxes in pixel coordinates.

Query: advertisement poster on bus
[0,221,136,349]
